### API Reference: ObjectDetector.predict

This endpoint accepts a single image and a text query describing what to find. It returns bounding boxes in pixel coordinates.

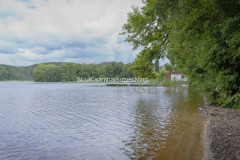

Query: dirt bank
[203,105,240,160]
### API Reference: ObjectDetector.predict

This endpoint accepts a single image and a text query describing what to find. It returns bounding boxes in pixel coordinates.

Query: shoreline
[202,119,213,160]
[202,105,240,160]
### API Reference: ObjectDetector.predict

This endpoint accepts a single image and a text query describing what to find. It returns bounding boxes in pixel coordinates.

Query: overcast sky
[0,0,169,66]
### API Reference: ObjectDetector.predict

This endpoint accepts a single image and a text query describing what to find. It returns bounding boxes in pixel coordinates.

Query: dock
[105,83,149,86]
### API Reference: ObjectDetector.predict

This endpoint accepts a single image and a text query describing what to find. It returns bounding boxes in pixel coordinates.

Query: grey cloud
[0,0,143,66]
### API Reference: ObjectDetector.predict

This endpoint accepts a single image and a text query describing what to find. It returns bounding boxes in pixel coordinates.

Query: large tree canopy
[122,0,240,108]
[121,0,176,78]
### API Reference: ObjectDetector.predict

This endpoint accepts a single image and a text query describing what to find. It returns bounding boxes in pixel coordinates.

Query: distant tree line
[0,65,35,81]
[0,62,138,82]
[33,62,138,82]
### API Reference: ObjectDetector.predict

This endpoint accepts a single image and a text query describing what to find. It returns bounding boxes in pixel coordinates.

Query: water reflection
[123,87,205,160]
[122,88,170,159]
[0,83,206,160]
[165,87,204,111]
[159,88,206,160]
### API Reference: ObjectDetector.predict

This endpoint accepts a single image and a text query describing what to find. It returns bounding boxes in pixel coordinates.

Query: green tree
[164,63,177,72]
[158,67,169,81]
[121,63,138,78]
[121,0,176,77]
[123,0,240,108]
[33,64,57,82]
[59,63,77,81]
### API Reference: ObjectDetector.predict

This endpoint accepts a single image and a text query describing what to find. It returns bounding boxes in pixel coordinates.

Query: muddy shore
[203,105,240,160]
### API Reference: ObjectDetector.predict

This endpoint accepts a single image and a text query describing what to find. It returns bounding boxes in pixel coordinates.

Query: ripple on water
[0,83,205,160]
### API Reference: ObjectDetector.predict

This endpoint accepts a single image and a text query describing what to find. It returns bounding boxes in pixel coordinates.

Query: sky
[0,0,169,66]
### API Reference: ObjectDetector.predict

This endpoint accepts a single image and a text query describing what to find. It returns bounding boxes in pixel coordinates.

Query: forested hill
[0,62,137,82]
[0,64,34,81]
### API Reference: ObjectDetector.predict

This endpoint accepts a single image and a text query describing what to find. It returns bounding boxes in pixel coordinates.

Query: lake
[0,82,206,160]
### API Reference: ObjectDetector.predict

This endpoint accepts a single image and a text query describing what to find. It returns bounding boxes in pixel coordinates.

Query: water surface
[0,82,206,160]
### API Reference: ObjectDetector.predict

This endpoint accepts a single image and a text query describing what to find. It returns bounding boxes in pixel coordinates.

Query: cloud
[0,0,143,66]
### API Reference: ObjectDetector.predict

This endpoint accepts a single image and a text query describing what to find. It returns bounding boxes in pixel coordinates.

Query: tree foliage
[33,64,58,82]
[0,65,34,81]
[122,0,240,108]
[121,1,175,77]
[32,62,138,82]
[0,62,138,82]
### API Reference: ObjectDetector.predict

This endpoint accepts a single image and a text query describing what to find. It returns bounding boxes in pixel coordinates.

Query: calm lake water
[0,82,206,160]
